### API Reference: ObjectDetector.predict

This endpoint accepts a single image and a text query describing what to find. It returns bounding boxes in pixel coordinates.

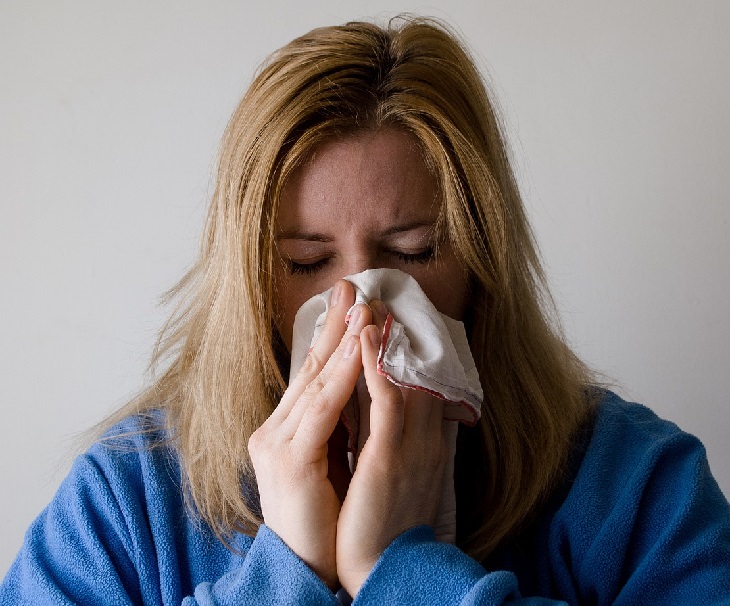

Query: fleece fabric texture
[2,392,730,605]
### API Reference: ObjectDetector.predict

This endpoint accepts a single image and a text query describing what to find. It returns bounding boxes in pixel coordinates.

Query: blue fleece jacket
[2,392,729,604]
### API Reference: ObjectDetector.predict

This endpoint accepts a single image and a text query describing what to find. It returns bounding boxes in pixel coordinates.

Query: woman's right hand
[248,280,368,589]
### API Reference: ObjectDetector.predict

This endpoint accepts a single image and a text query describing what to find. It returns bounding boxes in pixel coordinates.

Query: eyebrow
[275,232,332,242]
[276,220,435,241]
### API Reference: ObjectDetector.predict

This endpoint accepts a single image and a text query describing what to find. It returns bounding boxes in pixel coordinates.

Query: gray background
[2,0,729,576]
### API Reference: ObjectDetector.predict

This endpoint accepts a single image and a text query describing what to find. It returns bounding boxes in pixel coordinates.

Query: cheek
[274,277,330,352]
[279,299,298,352]
[419,273,470,320]
[275,290,304,352]
[272,273,298,353]
[408,252,470,321]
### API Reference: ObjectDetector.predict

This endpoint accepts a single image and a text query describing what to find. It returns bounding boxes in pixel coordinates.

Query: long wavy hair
[103,16,594,561]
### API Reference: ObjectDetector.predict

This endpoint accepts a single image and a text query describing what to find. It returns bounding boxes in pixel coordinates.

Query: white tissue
[289,268,482,424]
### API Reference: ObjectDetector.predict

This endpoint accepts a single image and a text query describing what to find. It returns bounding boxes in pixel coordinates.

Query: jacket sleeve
[1,454,145,605]
[351,402,730,605]
[352,526,567,605]
[0,451,339,606]
[551,405,730,605]
[184,526,338,605]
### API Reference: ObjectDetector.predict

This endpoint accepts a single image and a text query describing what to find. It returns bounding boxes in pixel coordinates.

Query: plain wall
[1,0,728,577]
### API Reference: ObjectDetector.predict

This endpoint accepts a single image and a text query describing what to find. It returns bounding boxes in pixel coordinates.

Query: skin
[273,128,470,350]
[248,128,470,595]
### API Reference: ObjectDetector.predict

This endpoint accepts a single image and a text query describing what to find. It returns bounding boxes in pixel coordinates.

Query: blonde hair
[106,16,594,561]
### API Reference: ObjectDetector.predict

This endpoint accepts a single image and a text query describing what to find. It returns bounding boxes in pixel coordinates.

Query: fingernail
[330,282,342,307]
[347,304,362,328]
[343,335,357,358]
[371,299,387,319]
[369,325,381,348]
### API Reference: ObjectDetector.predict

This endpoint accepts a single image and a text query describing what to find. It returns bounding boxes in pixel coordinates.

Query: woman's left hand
[335,312,455,596]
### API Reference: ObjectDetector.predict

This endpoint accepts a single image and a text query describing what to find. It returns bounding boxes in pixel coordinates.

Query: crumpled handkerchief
[289,268,482,544]
[289,268,483,452]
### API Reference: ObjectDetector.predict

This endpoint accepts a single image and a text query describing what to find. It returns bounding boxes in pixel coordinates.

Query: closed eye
[286,247,435,275]
[391,248,435,264]
[288,257,331,275]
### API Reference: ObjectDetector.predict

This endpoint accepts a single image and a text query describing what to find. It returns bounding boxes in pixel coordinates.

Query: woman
[2,17,729,605]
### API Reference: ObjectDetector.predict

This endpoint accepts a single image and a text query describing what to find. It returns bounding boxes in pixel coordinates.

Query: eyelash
[288,248,435,275]
[289,258,330,276]
[393,248,435,264]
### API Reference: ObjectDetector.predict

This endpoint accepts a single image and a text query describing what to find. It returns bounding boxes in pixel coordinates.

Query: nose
[341,249,378,277]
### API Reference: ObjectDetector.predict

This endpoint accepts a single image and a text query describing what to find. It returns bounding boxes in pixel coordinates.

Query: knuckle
[303,374,327,398]
[248,426,293,473]
[309,389,335,417]
[300,349,326,377]
[247,428,265,455]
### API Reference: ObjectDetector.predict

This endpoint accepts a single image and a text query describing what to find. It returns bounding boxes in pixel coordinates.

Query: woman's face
[273,128,470,350]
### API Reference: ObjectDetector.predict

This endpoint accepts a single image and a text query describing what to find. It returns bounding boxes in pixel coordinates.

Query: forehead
[277,129,440,231]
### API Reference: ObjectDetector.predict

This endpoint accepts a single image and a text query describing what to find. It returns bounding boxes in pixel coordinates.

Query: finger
[372,297,444,437]
[434,420,458,543]
[368,299,388,332]
[291,279,355,387]
[283,301,372,431]
[361,323,404,448]
[292,333,364,451]
[273,280,356,422]
[402,388,445,437]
